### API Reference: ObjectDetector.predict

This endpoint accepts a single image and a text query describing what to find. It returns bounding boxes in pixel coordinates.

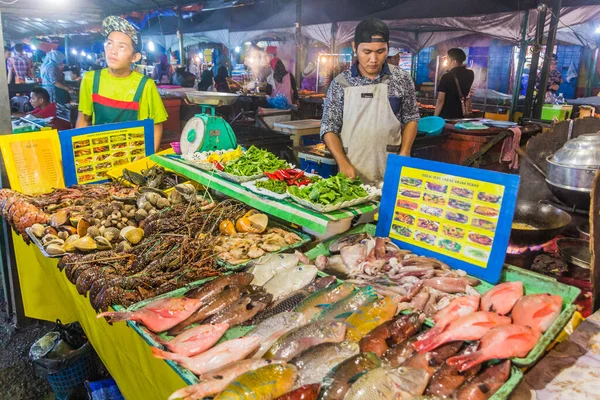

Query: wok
[510,200,572,246]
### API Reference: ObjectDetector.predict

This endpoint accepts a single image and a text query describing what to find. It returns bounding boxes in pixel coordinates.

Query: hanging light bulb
[148,40,155,52]
[30,44,36,51]
[87,55,92,60]
[81,50,86,56]
[72,49,77,55]
[235,46,240,53]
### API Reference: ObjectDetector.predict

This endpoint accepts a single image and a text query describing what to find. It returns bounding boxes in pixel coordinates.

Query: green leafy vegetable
[288,173,368,205]
[256,179,288,194]
[222,146,289,176]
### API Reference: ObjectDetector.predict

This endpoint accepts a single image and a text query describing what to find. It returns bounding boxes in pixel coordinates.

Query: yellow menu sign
[389,167,505,268]
[0,130,65,194]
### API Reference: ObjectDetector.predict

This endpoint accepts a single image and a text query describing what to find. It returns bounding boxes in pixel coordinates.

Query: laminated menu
[0,130,65,194]
[59,119,154,186]
[377,156,520,284]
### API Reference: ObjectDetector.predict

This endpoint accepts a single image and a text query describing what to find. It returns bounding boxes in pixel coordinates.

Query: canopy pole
[65,35,69,66]
[509,11,530,121]
[533,0,562,119]
[330,22,337,54]
[523,2,548,118]
[295,0,303,83]
[586,48,599,97]
[411,32,419,81]
[177,4,185,67]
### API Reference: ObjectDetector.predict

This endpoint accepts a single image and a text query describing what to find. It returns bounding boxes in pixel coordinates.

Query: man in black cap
[77,16,167,151]
[320,18,419,184]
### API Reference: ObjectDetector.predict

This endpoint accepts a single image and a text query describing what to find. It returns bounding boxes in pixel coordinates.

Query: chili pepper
[213,161,224,171]
[278,170,293,179]
[274,170,287,180]
[264,172,279,180]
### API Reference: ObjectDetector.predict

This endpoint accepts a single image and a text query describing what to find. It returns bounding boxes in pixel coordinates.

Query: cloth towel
[500,126,522,169]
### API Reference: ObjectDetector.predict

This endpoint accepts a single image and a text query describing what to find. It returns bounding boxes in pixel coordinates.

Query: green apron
[92,70,149,125]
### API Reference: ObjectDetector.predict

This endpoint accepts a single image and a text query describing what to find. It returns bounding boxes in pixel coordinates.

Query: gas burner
[507,236,561,255]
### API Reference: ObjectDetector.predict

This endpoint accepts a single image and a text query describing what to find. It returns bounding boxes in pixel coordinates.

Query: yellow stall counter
[13,232,188,400]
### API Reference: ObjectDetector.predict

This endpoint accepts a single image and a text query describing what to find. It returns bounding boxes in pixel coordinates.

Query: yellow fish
[214,363,297,400]
[344,296,397,342]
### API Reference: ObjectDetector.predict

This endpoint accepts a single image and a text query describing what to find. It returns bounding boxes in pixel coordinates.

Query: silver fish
[344,366,430,400]
[290,341,359,388]
[263,264,318,300]
[247,312,308,358]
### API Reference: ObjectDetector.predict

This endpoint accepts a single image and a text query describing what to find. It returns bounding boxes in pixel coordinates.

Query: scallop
[31,223,45,238]
[50,210,70,228]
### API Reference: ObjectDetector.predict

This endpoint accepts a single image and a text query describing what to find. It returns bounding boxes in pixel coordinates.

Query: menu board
[377,155,519,284]
[59,119,154,186]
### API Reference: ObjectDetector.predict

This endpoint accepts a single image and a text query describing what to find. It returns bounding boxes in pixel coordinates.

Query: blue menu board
[376,155,520,284]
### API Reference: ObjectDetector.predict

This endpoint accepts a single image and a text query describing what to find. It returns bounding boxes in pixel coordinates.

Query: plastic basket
[47,350,95,400]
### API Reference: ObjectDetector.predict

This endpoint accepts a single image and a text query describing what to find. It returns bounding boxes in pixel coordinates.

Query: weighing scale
[179,92,239,155]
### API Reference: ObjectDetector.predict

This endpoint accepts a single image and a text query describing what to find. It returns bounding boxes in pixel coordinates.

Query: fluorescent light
[87,55,92,60]
[245,41,251,45]
[148,40,155,52]
[72,49,77,55]
[30,44,36,51]
[235,46,240,53]
[596,26,600,34]
[81,50,86,56]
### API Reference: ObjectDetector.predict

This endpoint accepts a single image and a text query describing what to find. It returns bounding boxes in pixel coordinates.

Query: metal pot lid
[550,133,600,167]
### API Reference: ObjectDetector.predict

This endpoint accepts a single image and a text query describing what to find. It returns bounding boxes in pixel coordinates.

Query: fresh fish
[344,366,429,400]
[295,283,355,320]
[319,352,382,400]
[422,277,481,293]
[416,295,480,347]
[168,359,282,400]
[97,297,203,333]
[290,341,359,387]
[381,337,418,367]
[250,254,301,286]
[264,264,319,300]
[329,232,369,253]
[480,281,523,315]
[248,312,308,358]
[359,313,423,357]
[184,273,253,301]
[318,286,378,322]
[206,293,272,326]
[403,341,463,378]
[309,276,338,292]
[447,324,541,371]
[511,293,563,332]
[168,287,242,336]
[252,290,312,325]
[345,297,397,342]
[275,384,321,400]
[323,255,350,278]
[152,336,261,376]
[425,343,482,398]
[265,321,346,361]
[158,323,229,357]
[454,360,511,400]
[412,312,512,353]
[214,363,298,400]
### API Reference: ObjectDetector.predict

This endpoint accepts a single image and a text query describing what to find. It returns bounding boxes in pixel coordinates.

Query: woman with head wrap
[197,69,214,91]
[152,54,174,84]
[267,58,298,105]
[214,65,230,93]
[41,50,72,105]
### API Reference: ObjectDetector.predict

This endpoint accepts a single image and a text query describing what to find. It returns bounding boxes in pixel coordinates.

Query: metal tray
[186,91,240,106]
[287,185,381,213]
[25,227,65,258]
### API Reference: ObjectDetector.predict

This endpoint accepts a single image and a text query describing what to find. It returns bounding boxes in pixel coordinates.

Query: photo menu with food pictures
[59,119,154,186]
[376,155,520,284]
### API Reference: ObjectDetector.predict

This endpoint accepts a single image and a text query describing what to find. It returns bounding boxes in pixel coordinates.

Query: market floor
[0,275,54,400]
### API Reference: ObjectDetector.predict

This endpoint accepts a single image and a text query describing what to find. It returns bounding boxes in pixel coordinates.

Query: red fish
[480,281,523,315]
[275,384,321,400]
[511,293,563,332]
[157,323,229,357]
[412,311,511,353]
[417,295,480,346]
[447,324,541,371]
[455,360,511,400]
[97,297,203,333]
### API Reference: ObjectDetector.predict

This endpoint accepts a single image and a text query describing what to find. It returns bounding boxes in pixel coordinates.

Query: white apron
[338,69,402,184]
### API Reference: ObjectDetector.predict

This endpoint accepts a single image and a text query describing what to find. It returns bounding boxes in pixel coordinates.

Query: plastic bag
[85,378,125,400]
[267,93,292,110]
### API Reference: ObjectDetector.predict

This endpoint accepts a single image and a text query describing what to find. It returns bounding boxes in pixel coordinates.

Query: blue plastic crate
[299,151,338,178]
[301,134,322,146]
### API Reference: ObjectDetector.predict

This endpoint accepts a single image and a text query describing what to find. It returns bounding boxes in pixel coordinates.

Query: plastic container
[541,104,573,121]
[273,119,322,150]
[170,142,181,155]
[417,116,445,136]
[301,134,322,146]
[299,151,338,178]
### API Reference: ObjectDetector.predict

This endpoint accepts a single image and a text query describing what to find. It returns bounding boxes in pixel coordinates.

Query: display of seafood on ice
[314,233,481,319]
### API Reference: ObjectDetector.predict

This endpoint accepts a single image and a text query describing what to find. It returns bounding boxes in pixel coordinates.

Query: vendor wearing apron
[76,16,168,152]
[320,18,419,184]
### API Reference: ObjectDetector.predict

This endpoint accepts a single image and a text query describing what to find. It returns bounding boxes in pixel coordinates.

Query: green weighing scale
[179,92,239,155]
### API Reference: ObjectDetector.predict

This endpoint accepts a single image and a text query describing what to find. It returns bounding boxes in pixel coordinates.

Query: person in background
[189,57,200,78]
[320,18,419,183]
[214,65,230,93]
[537,54,563,102]
[172,66,196,88]
[41,50,73,105]
[76,16,168,151]
[434,48,474,119]
[197,69,214,91]
[267,58,298,105]
[5,47,13,84]
[29,87,57,118]
[152,54,174,85]
[8,43,34,83]
[301,62,317,92]
[70,66,82,81]
[386,47,401,66]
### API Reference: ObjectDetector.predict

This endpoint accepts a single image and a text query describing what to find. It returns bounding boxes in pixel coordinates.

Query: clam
[46,244,66,256]
[65,234,80,245]
[77,219,91,237]
[64,242,76,253]
[43,227,58,237]
[58,225,77,235]
[219,220,236,236]
[145,192,161,207]
[247,213,268,234]
[43,239,65,248]
[134,209,148,222]
[69,215,82,226]
[120,227,144,245]
[103,227,120,242]
[168,190,183,205]
[50,210,70,228]
[73,236,97,251]
[94,236,112,250]
[42,234,60,245]
[115,240,131,253]
[57,231,69,241]
[156,197,170,209]
[86,226,101,239]
[31,223,45,238]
